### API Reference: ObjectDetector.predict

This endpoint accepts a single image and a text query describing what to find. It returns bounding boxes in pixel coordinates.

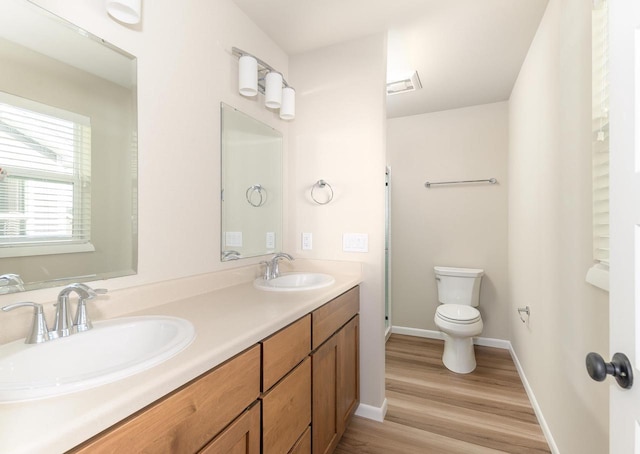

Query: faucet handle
[72,287,107,333]
[69,283,107,300]
[2,302,50,344]
[260,261,272,280]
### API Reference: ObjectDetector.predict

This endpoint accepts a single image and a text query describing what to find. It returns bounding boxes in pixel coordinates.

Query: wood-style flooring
[335,334,551,454]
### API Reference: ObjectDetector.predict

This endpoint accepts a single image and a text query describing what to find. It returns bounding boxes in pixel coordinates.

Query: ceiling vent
[386,71,422,96]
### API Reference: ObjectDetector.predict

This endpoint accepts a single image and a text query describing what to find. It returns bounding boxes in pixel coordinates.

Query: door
[609,1,640,451]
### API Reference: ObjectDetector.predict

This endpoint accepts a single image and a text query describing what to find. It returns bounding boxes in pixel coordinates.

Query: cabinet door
[312,334,339,454]
[262,357,311,454]
[199,402,260,454]
[338,315,359,434]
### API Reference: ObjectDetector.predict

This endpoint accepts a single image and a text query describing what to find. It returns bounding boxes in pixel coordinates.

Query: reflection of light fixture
[106,0,142,24]
[232,47,295,120]
[387,71,422,95]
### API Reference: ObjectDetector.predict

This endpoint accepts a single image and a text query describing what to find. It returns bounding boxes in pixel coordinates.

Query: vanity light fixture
[386,71,422,96]
[233,47,295,120]
[106,0,141,25]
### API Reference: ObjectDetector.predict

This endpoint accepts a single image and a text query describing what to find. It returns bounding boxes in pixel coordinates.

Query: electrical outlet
[302,232,312,250]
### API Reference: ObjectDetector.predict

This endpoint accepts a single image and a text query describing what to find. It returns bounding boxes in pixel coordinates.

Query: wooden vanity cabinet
[69,345,261,454]
[311,288,360,454]
[69,286,360,454]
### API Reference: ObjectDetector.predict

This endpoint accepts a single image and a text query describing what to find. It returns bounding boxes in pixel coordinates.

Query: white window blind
[592,1,609,266]
[0,92,92,257]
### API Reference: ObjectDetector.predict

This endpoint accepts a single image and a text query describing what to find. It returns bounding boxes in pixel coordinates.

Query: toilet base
[441,333,477,374]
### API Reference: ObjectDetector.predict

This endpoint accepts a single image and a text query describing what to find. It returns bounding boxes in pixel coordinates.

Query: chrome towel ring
[311,180,333,205]
[246,184,266,207]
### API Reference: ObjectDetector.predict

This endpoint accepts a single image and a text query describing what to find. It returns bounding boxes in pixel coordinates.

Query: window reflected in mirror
[0,0,137,293]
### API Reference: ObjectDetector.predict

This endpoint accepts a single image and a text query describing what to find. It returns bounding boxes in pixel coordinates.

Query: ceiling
[232,0,549,118]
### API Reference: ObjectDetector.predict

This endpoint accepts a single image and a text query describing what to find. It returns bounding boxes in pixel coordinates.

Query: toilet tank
[434,266,484,307]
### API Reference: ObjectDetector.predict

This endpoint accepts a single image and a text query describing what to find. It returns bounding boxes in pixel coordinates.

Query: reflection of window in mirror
[586,0,609,291]
[0,92,93,258]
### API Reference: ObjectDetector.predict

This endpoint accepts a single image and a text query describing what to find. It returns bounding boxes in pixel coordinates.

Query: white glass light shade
[106,0,141,24]
[265,72,283,109]
[238,55,258,97]
[280,87,295,120]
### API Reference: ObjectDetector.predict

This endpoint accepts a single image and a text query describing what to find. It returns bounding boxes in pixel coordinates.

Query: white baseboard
[508,345,560,454]
[390,325,510,350]
[391,325,559,453]
[355,398,388,422]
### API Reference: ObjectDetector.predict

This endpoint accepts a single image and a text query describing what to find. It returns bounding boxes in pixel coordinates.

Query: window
[586,0,610,291]
[0,92,93,258]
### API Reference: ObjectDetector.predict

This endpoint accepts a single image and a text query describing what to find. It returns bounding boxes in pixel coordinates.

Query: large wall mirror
[0,0,137,293]
[221,103,282,261]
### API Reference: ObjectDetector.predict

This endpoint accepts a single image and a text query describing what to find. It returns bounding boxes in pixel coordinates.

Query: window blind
[0,92,91,253]
[592,1,609,265]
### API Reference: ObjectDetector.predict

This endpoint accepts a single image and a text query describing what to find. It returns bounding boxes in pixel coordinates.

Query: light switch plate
[343,233,368,252]
[302,232,312,250]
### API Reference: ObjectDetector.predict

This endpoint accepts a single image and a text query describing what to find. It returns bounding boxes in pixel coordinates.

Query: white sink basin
[0,315,195,402]
[254,272,335,292]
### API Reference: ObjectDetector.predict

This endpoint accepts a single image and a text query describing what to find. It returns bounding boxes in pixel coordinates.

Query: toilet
[433,266,484,374]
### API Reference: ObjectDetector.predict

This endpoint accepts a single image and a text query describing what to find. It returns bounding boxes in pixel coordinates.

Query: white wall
[387,102,509,339]
[0,0,290,336]
[509,0,609,452]
[289,34,388,413]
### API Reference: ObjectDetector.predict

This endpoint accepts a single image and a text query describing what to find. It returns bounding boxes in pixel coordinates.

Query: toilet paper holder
[517,306,530,323]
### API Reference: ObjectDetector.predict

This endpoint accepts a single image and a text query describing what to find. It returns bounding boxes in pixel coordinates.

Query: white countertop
[0,261,362,453]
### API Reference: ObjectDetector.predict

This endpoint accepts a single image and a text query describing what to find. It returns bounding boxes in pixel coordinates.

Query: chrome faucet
[52,283,107,338]
[268,252,294,279]
[222,250,241,261]
[0,273,25,294]
[1,283,107,343]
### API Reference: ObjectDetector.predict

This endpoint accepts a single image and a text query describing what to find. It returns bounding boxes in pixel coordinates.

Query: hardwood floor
[335,334,550,454]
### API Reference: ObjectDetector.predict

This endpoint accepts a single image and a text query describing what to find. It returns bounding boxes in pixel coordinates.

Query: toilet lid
[436,305,481,323]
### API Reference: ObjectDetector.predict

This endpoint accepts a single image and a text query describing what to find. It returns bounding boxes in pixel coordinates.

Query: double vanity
[0,260,362,454]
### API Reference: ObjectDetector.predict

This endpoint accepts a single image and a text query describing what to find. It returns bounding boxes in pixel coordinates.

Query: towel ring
[311,180,334,205]
[246,184,266,207]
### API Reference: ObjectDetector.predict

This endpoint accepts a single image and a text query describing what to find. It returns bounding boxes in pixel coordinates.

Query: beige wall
[508,0,609,452]
[289,34,388,411]
[387,102,509,339]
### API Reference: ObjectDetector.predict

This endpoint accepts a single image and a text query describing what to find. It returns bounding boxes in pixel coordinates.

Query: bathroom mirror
[220,103,282,260]
[0,0,137,293]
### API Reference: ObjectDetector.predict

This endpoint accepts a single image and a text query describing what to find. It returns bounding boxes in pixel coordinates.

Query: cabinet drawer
[71,345,261,454]
[289,426,311,454]
[199,402,260,454]
[262,315,311,391]
[312,286,359,349]
[262,357,311,454]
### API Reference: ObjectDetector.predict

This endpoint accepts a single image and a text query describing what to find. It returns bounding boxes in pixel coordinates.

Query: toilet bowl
[433,266,484,374]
